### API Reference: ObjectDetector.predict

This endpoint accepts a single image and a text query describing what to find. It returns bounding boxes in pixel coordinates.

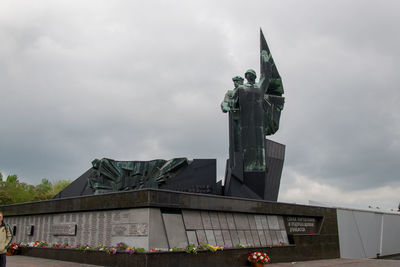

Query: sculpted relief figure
[88,157,189,194]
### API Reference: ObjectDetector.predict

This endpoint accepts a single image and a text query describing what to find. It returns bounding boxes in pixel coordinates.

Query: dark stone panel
[217,212,228,230]
[159,159,218,195]
[229,230,239,247]
[270,230,278,245]
[214,230,224,246]
[258,230,267,246]
[264,139,285,202]
[243,172,266,199]
[221,230,232,247]
[182,210,203,230]
[209,212,221,229]
[2,189,338,219]
[254,215,263,230]
[251,230,261,247]
[21,247,146,267]
[98,212,105,245]
[38,216,44,241]
[54,159,218,199]
[278,216,285,230]
[264,230,273,245]
[260,215,269,230]
[225,213,236,230]
[247,214,257,230]
[52,169,94,199]
[20,242,339,267]
[200,212,212,230]
[204,230,216,246]
[196,230,207,245]
[237,230,247,245]
[233,213,250,230]
[223,139,285,201]
[2,189,340,262]
[244,230,254,246]
[186,231,198,246]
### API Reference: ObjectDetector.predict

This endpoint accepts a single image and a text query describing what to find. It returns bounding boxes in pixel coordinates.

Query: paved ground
[383,254,400,260]
[7,255,101,267]
[6,256,400,266]
[266,258,400,267]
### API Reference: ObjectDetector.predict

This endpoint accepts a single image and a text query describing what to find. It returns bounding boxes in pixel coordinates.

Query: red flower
[248,251,271,264]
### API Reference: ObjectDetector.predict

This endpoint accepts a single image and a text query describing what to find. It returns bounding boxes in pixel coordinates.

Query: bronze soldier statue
[222,29,285,200]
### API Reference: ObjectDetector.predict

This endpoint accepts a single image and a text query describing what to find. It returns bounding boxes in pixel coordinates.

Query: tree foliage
[0,173,72,205]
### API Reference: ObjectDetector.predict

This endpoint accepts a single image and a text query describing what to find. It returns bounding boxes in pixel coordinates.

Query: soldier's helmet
[232,76,244,82]
[245,69,257,79]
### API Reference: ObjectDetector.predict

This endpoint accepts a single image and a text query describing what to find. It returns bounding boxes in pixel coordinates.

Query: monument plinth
[3,189,340,266]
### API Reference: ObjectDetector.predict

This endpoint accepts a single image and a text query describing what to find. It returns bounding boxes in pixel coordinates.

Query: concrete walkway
[7,255,101,267]
[267,258,400,267]
[6,256,400,266]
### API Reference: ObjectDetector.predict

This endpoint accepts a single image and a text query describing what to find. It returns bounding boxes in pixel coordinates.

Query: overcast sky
[1,0,399,211]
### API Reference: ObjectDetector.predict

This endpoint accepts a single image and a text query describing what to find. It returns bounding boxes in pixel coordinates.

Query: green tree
[0,173,72,205]
[6,174,18,184]
[52,179,72,195]
[0,189,13,205]
[35,178,52,194]
[33,178,54,201]
[2,174,34,203]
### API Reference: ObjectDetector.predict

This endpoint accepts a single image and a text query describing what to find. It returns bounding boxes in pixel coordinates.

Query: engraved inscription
[112,223,149,236]
[129,223,148,236]
[113,212,121,222]
[112,211,130,224]
[51,224,77,236]
[112,225,128,236]
[66,213,71,223]
[285,216,319,234]
[171,185,212,193]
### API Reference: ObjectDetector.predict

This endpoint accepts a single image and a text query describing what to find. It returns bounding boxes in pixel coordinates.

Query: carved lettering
[112,223,149,236]
[51,224,77,236]
[172,185,212,193]
[129,223,148,236]
[284,216,320,234]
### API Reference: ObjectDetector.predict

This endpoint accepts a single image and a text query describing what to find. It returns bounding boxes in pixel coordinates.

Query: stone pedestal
[224,139,285,201]
[2,189,339,264]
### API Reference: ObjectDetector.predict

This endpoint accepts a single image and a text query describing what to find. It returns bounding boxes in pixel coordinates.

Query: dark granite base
[4,189,340,265]
[21,244,338,267]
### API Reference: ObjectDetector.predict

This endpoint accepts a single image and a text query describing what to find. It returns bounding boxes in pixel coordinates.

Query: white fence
[337,208,400,258]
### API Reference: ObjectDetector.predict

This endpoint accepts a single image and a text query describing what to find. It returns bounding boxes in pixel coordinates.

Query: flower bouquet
[7,242,20,256]
[248,251,270,266]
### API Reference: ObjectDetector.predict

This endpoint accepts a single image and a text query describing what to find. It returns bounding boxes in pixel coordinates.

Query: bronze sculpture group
[81,29,286,200]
